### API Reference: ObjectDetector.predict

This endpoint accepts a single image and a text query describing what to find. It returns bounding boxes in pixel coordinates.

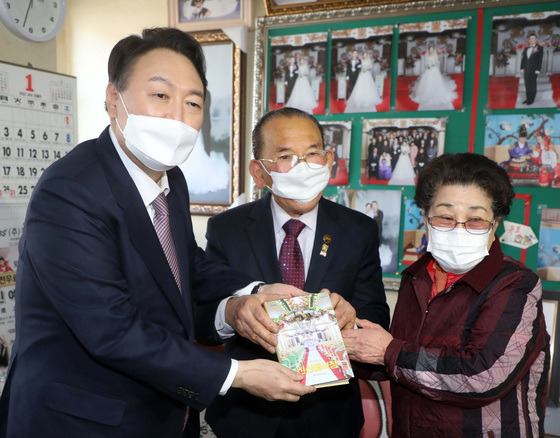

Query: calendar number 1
[25,74,34,92]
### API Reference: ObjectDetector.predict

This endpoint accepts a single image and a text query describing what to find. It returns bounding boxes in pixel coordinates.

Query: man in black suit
[346,50,362,98]
[0,28,316,438]
[199,107,389,438]
[367,138,380,179]
[520,33,543,105]
[284,56,299,102]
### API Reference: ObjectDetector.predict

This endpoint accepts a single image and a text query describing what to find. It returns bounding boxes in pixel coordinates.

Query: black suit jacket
[198,194,389,438]
[0,127,252,438]
[521,45,543,74]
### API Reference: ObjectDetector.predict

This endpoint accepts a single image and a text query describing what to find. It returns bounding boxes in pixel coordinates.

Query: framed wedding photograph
[488,10,560,110]
[329,26,393,114]
[267,32,328,115]
[361,117,447,186]
[396,19,467,112]
[320,121,351,186]
[336,188,402,274]
[178,31,244,214]
[168,0,253,32]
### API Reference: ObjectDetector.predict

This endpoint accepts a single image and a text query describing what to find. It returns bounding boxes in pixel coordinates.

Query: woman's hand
[342,318,393,365]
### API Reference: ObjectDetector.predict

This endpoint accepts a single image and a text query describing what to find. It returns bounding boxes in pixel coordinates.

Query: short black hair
[252,107,325,159]
[415,153,514,218]
[108,27,207,95]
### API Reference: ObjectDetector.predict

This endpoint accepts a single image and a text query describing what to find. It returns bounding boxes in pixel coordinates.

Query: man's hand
[232,359,316,402]
[325,290,356,330]
[225,285,307,353]
[342,318,393,365]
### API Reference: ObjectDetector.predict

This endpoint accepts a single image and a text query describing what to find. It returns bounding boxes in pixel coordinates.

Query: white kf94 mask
[115,92,199,172]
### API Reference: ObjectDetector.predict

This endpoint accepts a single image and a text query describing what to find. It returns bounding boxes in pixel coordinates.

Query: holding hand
[342,318,393,365]
[225,284,307,354]
[232,359,316,402]
[327,290,356,330]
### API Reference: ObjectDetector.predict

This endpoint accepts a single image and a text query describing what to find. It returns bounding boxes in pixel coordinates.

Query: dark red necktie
[279,219,305,289]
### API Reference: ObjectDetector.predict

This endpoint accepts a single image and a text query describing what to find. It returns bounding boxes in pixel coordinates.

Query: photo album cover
[265,291,353,388]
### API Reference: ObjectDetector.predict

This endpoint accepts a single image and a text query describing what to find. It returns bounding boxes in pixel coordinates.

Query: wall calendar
[0,61,77,204]
[0,62,77,390]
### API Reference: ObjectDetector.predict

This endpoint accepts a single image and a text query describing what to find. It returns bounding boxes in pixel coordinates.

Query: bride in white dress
[345,52,382,113]
[285,58,317,114]
[389,141,417,186]
[409,45,457,111]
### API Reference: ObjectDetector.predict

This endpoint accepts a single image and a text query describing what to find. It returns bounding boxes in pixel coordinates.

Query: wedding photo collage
[262,5,560,283]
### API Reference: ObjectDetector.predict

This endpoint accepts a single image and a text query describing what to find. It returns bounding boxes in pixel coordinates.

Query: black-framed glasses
[427,216,494,235]
[260,150,330,173]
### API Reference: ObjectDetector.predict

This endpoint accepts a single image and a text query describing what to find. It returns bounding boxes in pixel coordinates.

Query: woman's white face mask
[427,227,490,274]
[115,92,199,172]
[260,161,330,204]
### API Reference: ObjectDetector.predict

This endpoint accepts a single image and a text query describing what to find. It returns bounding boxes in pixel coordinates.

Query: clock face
[0,0,67,42]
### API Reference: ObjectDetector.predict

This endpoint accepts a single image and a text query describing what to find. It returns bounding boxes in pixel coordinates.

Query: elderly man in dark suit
[198,106,389,438]
[0,28,317,438]
[520,33,543,105]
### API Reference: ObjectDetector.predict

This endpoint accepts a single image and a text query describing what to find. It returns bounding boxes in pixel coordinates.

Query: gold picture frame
[168,0,253,32]
[182,30,244,215]
[263,0,431,16]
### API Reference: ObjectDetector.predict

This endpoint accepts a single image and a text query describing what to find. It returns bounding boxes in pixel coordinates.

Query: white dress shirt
[109,127,237,394]
[214,195,319,339]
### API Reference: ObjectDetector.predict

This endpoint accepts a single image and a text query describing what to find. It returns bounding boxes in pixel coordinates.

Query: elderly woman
[343,153,549,437]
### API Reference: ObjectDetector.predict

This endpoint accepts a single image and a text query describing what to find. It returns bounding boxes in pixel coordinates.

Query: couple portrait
[396,19,467,111]
[489,10,560,109]
[268,32,328,114]
[330,26,392,114]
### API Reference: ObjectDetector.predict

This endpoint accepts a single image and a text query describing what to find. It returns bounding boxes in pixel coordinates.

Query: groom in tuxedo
[520,33,543,105]
[284,56,299,102]
[346,50,361,98]
[198,107,389,438]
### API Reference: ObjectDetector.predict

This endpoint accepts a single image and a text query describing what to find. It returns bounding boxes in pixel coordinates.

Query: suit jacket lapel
[305,199,340,293]
[247,194,283,284]
[94,128,192,330]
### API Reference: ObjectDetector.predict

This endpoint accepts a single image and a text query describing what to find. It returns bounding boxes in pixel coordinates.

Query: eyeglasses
[260,150,330,173]
[427,216,494,235]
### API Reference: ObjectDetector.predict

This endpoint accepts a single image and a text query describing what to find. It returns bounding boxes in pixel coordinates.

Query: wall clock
[0,0,66,42]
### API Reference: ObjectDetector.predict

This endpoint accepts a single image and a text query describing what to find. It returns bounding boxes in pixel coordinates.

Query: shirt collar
[270,195,319,235]
[109,126,170,206]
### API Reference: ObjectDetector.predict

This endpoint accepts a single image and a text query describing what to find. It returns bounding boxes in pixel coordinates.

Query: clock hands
[23,0,33,28]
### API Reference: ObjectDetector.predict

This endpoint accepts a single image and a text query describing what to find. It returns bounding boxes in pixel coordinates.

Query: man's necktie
[151,193,182,292]
[279,219,305,289]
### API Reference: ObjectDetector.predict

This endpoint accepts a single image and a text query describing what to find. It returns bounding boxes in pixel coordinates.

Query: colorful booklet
[264,291,354,388]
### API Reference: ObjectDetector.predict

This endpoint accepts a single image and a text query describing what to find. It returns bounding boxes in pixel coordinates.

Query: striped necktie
[151,192,182,292]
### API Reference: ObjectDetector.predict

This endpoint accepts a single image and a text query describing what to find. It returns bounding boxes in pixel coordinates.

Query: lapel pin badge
[320,235,331,257]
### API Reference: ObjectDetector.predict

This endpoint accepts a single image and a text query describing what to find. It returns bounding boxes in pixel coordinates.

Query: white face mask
[427,227,490,275]
[261,161,330,204]
[115,93,199,172]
